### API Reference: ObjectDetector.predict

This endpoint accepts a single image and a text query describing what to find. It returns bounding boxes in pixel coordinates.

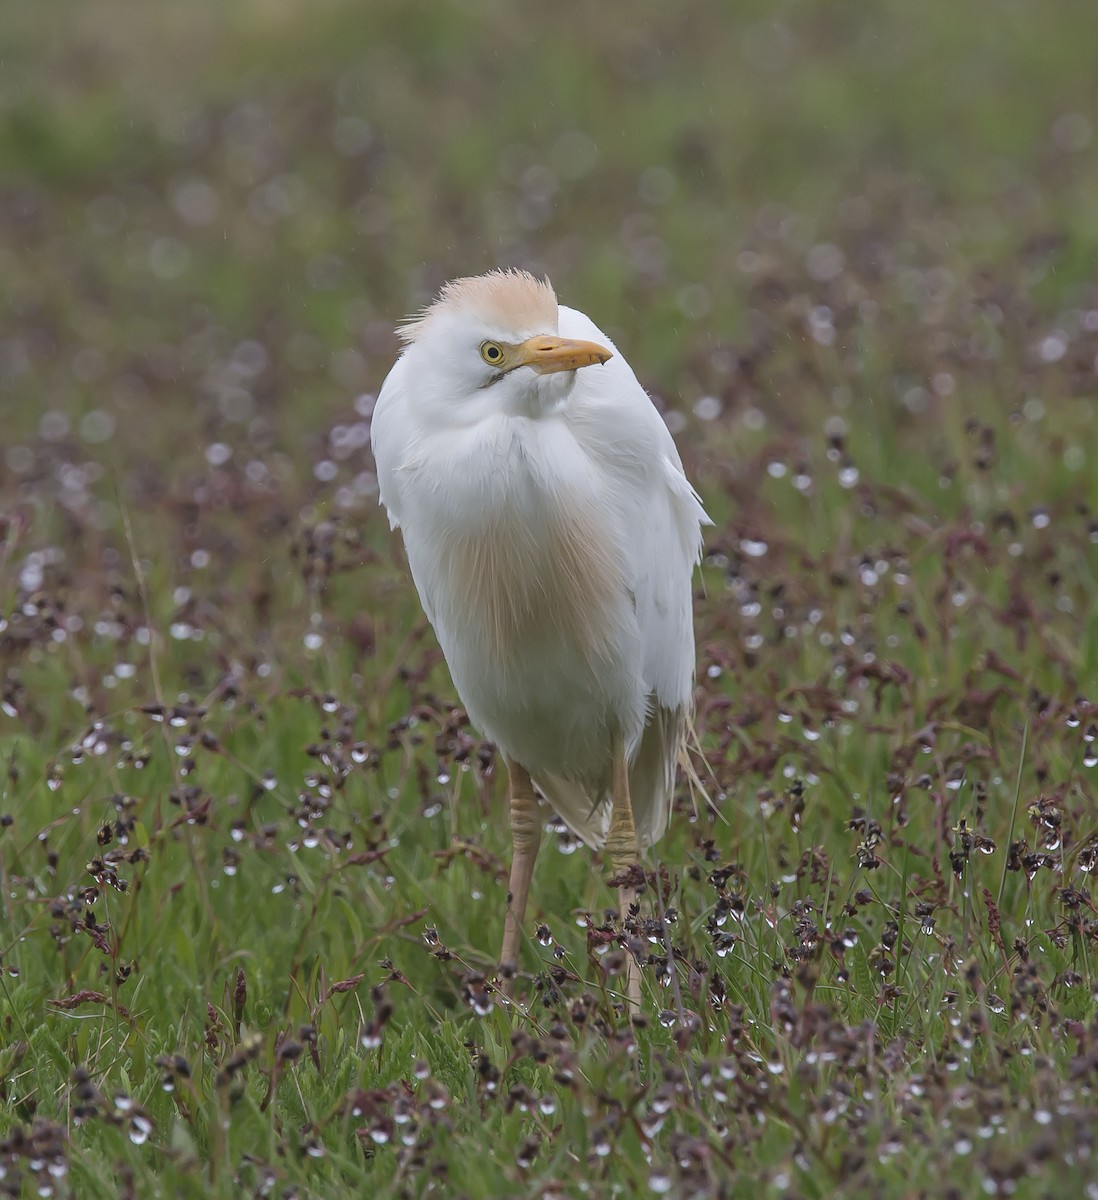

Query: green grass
[2,1,1098,1196]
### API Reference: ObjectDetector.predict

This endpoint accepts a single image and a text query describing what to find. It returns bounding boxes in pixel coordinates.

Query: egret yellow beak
[514,336,613,374]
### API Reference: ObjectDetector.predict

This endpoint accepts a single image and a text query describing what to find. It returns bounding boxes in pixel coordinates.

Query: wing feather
[537,307,711,847]
[368,354,412,531]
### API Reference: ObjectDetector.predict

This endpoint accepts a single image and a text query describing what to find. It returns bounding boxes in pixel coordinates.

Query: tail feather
[532,702,685,851]
[627,704,681,847]
[533,773,611,849]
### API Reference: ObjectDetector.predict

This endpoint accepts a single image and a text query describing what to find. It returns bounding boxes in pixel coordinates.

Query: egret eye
[480,341,505,366]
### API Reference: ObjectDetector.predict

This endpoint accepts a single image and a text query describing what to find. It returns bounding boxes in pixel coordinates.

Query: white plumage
[370,269,709,1002]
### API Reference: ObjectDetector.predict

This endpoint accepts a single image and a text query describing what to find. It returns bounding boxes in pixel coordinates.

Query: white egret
[370,269,709,1008]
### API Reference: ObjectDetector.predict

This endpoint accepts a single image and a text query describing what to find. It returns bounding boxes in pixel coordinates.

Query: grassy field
[2,1,1098,1196]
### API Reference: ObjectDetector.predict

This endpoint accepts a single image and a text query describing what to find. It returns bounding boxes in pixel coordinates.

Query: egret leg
[499,759,541,998]
[605,730,642,1014]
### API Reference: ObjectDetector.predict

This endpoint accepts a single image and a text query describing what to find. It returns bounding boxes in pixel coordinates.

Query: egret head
[397,269,612,421]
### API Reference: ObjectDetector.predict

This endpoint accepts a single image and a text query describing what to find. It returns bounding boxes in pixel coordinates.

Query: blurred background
[3,0,1096,486]
[2,7,1098,1192]
[2,0,1097,705]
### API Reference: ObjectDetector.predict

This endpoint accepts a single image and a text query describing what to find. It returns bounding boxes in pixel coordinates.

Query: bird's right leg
[499,759,541,998]
[606,729,642,1014]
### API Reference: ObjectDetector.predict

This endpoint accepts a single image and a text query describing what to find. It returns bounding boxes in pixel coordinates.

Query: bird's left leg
[499,759,541,999]
[605,729,642,1014]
